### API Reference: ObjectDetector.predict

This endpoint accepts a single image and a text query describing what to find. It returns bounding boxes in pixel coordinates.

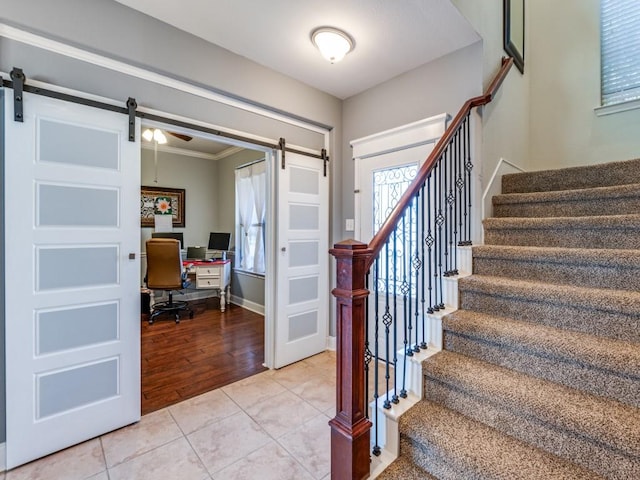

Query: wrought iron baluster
[464,113,473,245]
[457,122,465,248]
[400,212,409,399]
[436,158,445,310]
[406,202,414,357]
[392,227,399,405]
[413,194,421,353]
[443,146,450,276]
[450,132,459,275]
[372,259,381,456]
[383,240,392,409]
[420,182,427,349]
[426,172,435,314]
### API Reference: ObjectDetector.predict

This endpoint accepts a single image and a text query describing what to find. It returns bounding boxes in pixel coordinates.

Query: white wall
[528,0,640,170]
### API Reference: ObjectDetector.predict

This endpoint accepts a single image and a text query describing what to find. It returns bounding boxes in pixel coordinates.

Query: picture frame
[140,186,186,227]
[504,0,525,74]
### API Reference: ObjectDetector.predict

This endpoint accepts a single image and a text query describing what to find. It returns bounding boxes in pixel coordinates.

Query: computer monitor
[151,232,184,249]
[208,232,231,251]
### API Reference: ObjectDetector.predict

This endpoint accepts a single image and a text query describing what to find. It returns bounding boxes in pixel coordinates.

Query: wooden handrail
[367,57,514,269]
[329,57,514,480]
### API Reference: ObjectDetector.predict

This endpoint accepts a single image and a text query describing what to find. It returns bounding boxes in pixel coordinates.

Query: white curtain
[251,162,267,273]
[235,167,256,270]
[235,161,266,273]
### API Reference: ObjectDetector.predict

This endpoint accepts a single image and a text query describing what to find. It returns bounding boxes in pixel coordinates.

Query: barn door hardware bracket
[321,148,329,177]
[10,68,25,123]
[126,97,137,142]
[279,137,286,169]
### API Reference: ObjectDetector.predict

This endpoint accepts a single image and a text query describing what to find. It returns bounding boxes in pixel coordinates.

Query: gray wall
[140,149,219,252]
[528,0,640,169]
[341,42,484,240]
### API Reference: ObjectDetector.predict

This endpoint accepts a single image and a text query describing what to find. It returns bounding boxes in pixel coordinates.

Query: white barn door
[274,151,329,368]
[4,91,141,468]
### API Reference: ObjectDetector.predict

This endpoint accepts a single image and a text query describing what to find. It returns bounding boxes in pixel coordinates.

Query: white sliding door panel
[274,152,329,368]
[4,91,141,468]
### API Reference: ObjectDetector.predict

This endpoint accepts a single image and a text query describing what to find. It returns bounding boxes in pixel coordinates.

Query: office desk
[183,260,232,312]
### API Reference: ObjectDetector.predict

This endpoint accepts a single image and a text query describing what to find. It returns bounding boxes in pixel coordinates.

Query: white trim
[0,443,5,472]
[594,98,640,116]
[0,23,329,135]
[141,143,243,161]
[481,157,526,223]
[351,113,450,159]
[326,335,336,351]
[230,295,265,315]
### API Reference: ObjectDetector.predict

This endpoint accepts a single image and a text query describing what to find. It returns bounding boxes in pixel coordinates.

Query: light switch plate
[345,218,355,231]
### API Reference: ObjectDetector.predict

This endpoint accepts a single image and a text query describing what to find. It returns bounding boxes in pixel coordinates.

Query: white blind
[601,0,640,105]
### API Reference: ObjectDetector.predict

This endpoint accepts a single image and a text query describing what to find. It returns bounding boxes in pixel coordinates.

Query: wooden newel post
[330,240,372,480]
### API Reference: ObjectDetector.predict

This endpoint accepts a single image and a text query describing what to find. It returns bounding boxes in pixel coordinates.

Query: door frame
[351,114,450,242]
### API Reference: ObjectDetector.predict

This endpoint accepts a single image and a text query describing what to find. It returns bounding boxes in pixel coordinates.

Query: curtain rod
[236,158,266,170]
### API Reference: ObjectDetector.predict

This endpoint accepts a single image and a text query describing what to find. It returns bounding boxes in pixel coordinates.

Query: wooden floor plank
[141,299,266,414]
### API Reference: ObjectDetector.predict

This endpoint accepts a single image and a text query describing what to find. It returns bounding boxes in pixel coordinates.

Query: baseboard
[230,295,265,315]
[0,442,6,472]
[326,335,336,351]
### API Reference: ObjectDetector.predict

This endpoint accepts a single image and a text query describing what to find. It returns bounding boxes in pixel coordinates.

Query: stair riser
[484,226,640,249]
[458,289,640,343]
[493,196,640,218]
[443,331,640,408]
[501,158,640,194]
[399,437,479,480]
[423,378,640,480]
[473,256,640,291]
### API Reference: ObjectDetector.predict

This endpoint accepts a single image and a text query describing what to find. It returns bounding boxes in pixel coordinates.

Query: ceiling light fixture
[311,27,354,63]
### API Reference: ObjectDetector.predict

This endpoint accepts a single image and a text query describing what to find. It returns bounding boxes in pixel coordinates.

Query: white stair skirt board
[368,348,440,476]
[481,157,526,222]
[367,244,470,474]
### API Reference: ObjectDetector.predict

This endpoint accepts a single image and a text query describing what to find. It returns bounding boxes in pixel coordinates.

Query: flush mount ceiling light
[311,27,354,63]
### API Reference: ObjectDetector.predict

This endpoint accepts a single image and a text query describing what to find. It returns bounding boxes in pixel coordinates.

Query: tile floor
[4,351,337,480]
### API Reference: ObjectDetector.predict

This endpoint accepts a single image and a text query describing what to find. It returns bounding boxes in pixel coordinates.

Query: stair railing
[330,57,514,480]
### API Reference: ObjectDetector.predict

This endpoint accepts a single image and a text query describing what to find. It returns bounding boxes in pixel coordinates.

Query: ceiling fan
[166,131,193,142]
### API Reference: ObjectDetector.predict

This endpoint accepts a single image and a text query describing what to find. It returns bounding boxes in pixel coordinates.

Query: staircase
[377,158,640,479]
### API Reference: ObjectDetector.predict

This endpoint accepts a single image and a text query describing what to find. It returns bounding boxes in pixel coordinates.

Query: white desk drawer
[195,266,221,277]
[196,277,221,288]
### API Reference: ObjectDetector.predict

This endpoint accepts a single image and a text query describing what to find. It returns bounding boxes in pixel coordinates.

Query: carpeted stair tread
[502,157,640,194]
[493,183,640,218]
[472,245,640,290]
[442,310,640,379]
[459,274,640,318]
[483,214,640,249]
[422,351,640,459]
[399,400,602,479]
[375,456,437,480]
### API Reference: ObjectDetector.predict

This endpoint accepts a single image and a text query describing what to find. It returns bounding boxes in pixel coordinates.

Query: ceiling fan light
[142,128,154,142]
[312,27,354,63]
[153,129,168,145]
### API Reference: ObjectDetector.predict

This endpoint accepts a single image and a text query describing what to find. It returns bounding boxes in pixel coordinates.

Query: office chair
[145,238,194,324]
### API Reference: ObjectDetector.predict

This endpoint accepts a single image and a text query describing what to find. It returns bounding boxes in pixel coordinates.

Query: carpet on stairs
[380,157,640,480]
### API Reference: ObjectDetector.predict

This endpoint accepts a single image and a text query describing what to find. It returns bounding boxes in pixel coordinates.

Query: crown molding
[141,143,244,161]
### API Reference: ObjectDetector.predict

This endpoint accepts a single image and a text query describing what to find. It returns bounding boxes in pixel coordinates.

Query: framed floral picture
[140,186,185,227]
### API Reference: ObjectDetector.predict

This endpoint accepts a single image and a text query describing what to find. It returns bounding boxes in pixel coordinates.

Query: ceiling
[114,0,480,100]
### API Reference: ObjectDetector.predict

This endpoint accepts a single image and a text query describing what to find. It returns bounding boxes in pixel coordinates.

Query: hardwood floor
[141,298,266,414]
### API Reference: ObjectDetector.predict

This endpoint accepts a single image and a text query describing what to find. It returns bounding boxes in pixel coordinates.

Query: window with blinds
[601,0,640,106]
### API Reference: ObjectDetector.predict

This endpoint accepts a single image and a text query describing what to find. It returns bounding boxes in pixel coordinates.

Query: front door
[4,90,141,468]
[274,151,329,368]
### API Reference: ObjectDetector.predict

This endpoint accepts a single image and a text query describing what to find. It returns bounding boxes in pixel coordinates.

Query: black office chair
[145,238,194,324]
